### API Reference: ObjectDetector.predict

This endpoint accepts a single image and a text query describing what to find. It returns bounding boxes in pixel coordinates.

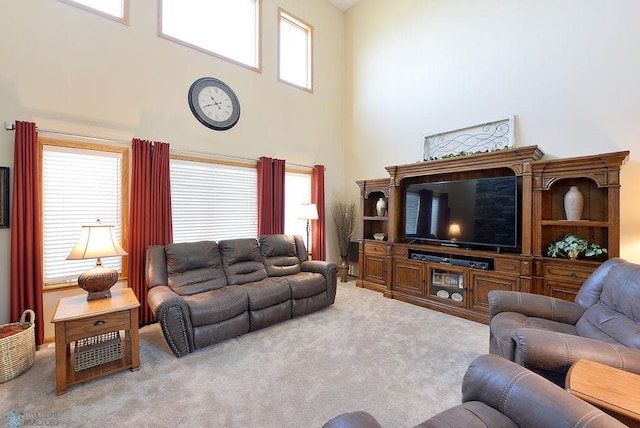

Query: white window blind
[170,159,258,243]
[284,171,312,246]
[42,145,124,285]
[405,192,419,235]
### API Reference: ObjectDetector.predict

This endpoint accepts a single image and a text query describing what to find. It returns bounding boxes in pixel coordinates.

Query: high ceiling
[327,0,359,11]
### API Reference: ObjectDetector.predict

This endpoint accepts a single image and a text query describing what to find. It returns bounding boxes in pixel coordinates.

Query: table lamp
[66,221,128,300]
[448,223,461,241]
[298,203,319,254]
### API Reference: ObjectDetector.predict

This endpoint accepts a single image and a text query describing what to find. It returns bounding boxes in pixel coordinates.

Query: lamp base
[77,265,118,301]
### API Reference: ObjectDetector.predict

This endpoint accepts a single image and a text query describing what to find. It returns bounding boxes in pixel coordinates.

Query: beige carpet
[0,281,489,427]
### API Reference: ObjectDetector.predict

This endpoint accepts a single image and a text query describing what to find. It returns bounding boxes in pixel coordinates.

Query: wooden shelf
[363,216,388,221]
[541,220,609,227]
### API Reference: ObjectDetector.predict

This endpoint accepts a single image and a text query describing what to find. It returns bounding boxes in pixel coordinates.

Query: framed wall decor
[0,167,9,228]
[422,116,515,161]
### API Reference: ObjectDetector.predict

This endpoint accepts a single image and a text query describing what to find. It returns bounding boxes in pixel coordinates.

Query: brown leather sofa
[323,354,625,428]
[489,257,640,386]
[146,234,338,357]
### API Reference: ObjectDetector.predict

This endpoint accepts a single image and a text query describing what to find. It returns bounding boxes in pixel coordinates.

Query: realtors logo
[5,412,22,428]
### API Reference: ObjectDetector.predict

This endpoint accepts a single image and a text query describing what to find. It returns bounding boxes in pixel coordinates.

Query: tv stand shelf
[356,146,628,324]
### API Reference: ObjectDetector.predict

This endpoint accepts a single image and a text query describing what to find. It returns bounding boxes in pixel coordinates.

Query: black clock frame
[188,77,241,131]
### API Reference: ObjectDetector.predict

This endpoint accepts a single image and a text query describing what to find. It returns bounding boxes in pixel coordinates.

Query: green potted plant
[547,233,607,260]
[331,200,355,282]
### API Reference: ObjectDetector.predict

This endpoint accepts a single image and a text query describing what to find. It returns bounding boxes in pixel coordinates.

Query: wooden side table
[51,287,140,395]
[566,358,640,427]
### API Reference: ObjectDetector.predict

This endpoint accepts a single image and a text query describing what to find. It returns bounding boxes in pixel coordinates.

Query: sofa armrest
[460,354,625,428]
[301,260,339,304]
[148,286,194,357]
[512,328,640,377]
[489,290,584,325]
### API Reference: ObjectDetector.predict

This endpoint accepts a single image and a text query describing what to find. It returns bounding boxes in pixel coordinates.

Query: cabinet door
[469,271,519,314]
[392,259,425,297]
[363,253,387,285]
[428,266,466,306]
[545,279,581,302]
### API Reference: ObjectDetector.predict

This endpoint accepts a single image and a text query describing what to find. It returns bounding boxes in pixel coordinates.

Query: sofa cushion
[576,303,640,348]
[165,241,227,296]
[183,286,248,327]
[286,272,326,299]
[241,278,291,310]
[219,238,268,285]
[259,235,302,277]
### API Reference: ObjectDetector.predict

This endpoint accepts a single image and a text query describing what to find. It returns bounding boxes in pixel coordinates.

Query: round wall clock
[188,77,241,131]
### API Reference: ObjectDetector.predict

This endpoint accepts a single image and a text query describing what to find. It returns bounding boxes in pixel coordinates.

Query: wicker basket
[74,331,122,372]
[0,309,36,384]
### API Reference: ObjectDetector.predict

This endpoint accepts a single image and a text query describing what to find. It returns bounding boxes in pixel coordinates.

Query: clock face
[188,78,240,130]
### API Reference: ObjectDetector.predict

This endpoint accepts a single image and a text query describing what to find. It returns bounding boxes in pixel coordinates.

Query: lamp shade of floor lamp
[298,203,319,255]
[66,222,128,301]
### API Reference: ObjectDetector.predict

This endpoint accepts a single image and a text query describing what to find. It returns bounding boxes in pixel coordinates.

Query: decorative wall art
[422,116,515,161]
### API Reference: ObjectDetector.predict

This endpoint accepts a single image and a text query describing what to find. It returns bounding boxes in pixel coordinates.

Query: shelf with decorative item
[547,233,608,260]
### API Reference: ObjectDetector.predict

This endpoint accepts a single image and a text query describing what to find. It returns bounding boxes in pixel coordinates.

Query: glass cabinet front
[429,267,465,304]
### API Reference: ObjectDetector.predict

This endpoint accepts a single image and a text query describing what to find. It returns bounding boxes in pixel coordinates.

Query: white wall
[344,0,640,261]
[0,0,345,334]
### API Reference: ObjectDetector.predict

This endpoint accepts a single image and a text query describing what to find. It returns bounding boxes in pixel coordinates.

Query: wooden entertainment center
[356,146,629,324]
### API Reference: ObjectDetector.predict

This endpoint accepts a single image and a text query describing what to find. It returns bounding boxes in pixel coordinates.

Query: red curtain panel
[129,139,173,325]
[257,156,285,235]
[311,165,326,261]
[10,121,44,345]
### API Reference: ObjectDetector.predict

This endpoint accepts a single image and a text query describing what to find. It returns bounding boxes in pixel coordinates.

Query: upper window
[170,157,258,243]
[41,141,129,288]
[278,9,313,92]
[57,0,129,24]
[160,0,261,71]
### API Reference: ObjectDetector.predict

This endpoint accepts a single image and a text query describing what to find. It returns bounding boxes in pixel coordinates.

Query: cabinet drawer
[364,242,387,255]
[544,264,595,282]
[65,311,130,341]
[494,259,521,275]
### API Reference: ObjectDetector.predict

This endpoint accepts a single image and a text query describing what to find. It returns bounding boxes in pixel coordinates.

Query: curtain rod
[3,121,316,170]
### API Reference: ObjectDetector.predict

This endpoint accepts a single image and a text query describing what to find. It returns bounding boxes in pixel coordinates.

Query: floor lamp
[298,203,319,256]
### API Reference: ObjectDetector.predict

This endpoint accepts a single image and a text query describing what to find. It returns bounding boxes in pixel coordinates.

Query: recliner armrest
[489,290,584,325]
[459,354,625,428]
[301,260,339,304]
[148,286,194,357]
[512,328,640,378]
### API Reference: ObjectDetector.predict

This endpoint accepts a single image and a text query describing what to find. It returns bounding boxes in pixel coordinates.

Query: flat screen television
[404,175,520,251]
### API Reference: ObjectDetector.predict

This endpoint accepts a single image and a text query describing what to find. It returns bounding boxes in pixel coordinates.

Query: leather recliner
[489,257,640,386]
[323,354,625,427]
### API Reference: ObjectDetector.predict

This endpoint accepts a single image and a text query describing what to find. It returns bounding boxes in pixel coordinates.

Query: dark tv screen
[404,176,519,250]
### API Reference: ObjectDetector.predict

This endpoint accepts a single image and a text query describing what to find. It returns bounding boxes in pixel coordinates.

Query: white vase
[564,186,584,221]
[376,197,387,216]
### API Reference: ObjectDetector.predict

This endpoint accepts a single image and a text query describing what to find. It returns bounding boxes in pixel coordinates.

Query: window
[160,0,261,70]
[57,0,129,24]
[41,141,128,288]
[278,9,313,91]
[170,157,258,243]
[284,170,312,247]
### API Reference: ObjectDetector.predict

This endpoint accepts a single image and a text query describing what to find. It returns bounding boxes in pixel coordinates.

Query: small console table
[566,359,640,427]
[52,287,140,395]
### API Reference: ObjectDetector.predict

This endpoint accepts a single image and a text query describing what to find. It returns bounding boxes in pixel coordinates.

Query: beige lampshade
[298,203,319,220]
[67,224,127,260]
[448,223,461,238]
